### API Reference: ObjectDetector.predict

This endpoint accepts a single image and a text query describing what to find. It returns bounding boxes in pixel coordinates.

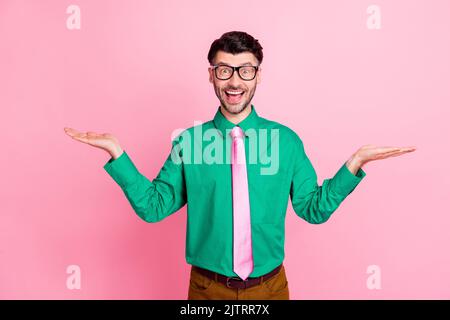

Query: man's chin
[222,102,248,115]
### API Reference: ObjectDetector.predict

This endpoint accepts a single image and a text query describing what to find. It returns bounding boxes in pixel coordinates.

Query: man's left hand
[345,145,417,175]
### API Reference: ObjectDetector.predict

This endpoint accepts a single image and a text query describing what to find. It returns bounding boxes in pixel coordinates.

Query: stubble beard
[215,85,256,115]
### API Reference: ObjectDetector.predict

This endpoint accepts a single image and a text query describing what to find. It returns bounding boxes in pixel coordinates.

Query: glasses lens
[239,66,256,80]
[216,66,233,79]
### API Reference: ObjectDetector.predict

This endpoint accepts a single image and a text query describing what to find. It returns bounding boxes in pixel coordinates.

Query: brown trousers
[187,264,290,300]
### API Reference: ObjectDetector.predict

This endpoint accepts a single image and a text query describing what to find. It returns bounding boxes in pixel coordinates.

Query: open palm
[64,127,122,158]
[357,144,416,166]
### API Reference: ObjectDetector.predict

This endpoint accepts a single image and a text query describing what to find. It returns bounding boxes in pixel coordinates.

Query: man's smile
[224,89,245,104]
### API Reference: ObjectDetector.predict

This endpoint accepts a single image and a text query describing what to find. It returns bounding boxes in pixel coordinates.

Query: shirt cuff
[103,151,140,188]
[330,162,366,197]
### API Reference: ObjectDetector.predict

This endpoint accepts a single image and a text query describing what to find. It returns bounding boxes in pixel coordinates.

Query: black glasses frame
[211,64,259,81]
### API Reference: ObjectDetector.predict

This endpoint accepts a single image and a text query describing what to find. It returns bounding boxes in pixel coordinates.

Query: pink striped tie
[230,126,253,280]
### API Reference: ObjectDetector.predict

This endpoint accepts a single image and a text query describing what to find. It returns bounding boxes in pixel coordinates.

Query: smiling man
[64,31,416,300]
[209,50,259,120]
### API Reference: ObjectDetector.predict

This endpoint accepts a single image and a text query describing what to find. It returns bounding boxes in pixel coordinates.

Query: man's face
[209,51,261,115]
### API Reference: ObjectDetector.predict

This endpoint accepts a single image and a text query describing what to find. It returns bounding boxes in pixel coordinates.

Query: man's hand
[345,144,417,175]
[64,127,124,160]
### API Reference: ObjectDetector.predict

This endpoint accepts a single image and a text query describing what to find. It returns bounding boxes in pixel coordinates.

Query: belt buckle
[226,276,246,288]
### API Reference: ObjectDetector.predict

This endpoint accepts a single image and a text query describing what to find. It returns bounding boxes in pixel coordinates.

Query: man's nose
[228,70,242,86]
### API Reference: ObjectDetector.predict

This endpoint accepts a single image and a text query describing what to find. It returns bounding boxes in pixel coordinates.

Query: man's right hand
[64,127,124,160]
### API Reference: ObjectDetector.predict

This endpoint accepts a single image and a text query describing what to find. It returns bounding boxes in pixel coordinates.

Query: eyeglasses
[211,64,259,81]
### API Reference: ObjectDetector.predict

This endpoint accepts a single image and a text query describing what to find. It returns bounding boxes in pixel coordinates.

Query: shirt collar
[213,104,260,138]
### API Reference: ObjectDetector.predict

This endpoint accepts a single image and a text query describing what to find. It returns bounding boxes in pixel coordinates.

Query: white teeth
[226,91,243,95]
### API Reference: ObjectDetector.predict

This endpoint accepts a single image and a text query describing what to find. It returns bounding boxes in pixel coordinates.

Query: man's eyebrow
[215,61,254,66]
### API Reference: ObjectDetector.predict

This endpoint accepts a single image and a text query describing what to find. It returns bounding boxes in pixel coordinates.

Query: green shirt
[103,105,366,277]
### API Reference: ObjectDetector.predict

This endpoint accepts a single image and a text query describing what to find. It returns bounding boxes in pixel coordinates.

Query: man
[64,31,416,300]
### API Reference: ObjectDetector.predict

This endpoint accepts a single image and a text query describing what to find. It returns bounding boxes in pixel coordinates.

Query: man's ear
[256,66,262,84]
[208,67,213,83]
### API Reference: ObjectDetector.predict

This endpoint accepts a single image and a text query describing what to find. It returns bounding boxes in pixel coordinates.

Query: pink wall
[1,0,448,299]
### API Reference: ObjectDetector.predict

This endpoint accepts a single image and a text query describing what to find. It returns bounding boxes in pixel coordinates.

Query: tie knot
[230,126,245,139]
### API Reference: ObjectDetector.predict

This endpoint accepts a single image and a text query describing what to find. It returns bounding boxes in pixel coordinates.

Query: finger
[64,127,78,133]
[383,146,416,152]
[64,127,74,136]
[378,147,401,154]
[72,132,89,141]
[71,131,86,139]
[384,147,401,151]
[381,150,414,158]
[71,135,86,143]
[72,136,91,144]
[385,152,409,158]
[64,127,82,137]
[373,150,402,158]
[375,146,401,151]
[398,149,416,154]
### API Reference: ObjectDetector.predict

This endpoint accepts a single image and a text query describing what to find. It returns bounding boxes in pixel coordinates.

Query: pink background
[1,0,449,299]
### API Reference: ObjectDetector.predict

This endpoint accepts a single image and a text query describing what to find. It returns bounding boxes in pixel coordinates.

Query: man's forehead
[216,61,254,66]
[214,51,258,65]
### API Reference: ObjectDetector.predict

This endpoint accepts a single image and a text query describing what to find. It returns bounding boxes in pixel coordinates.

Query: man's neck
[220,104,252,125]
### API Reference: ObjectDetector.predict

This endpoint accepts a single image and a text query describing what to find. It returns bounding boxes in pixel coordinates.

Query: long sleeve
[290,138,366,224]
[103,140,187,223]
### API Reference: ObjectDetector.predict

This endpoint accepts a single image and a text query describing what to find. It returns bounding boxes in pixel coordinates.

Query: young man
[64,31,416,300]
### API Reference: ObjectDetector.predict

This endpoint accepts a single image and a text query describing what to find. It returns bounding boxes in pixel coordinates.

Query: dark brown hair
[207,31,263,65]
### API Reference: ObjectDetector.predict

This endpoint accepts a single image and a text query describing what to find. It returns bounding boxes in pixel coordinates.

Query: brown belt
[192,264,283,289]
